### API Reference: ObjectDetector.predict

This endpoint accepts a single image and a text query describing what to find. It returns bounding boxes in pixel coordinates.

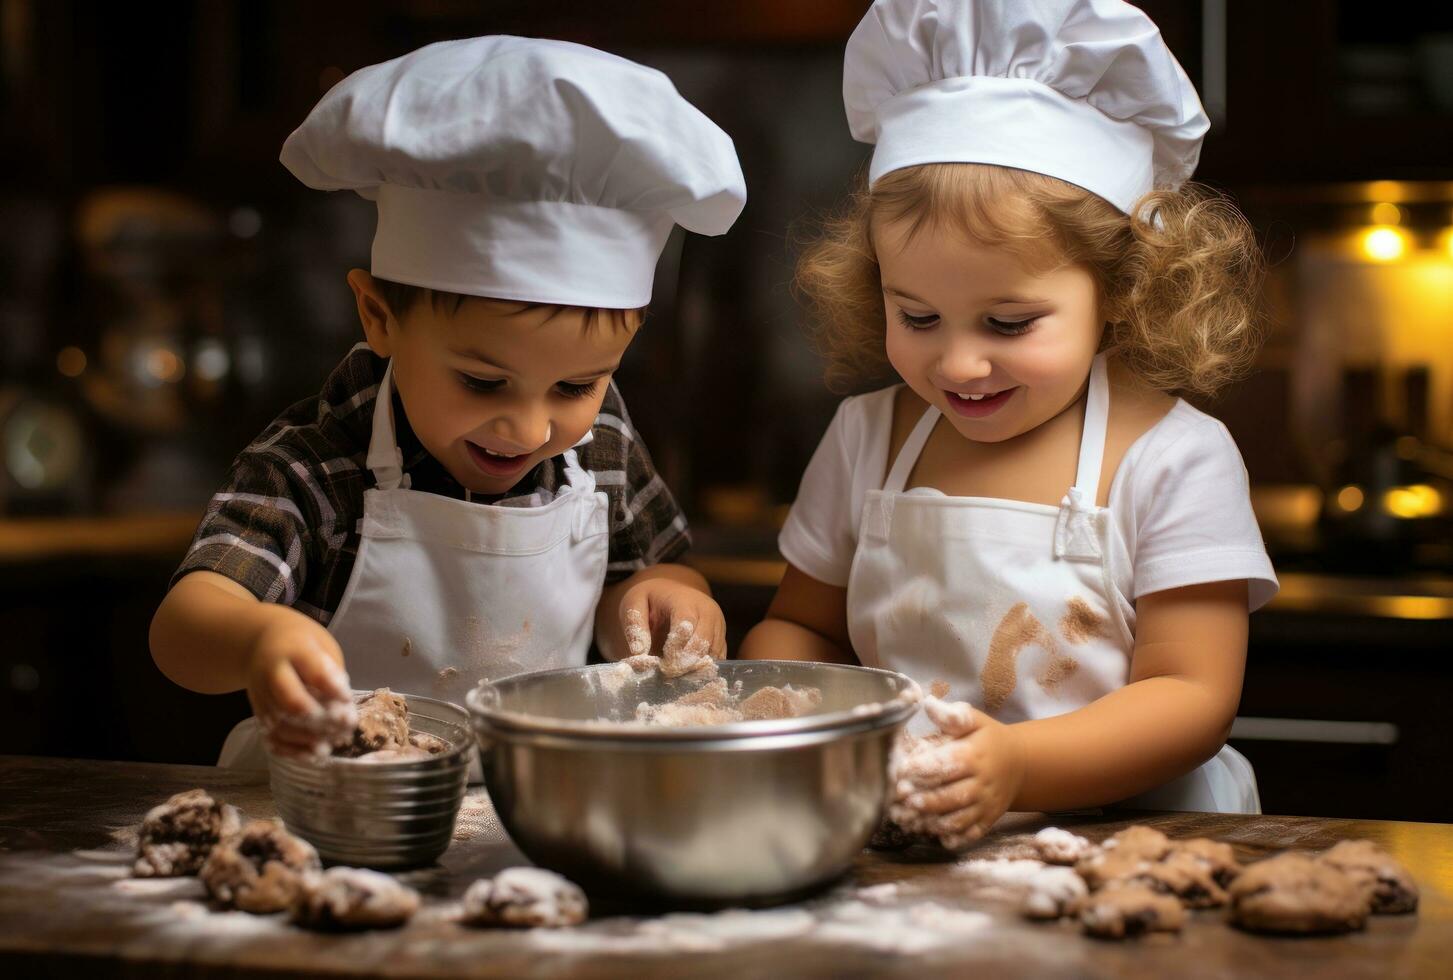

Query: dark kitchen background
[1,1,1450,823]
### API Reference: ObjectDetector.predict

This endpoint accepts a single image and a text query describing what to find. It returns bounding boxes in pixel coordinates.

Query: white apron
[846,354,1259,813]
[218,361,610,769]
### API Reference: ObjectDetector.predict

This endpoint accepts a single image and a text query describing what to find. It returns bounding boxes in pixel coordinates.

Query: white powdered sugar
[1031,827,1094,865]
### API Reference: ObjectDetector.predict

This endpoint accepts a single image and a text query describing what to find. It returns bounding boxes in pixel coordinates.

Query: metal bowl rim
[465,660,921,742]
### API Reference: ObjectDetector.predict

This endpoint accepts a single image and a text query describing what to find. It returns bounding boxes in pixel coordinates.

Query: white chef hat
[844,0,1208,214]
[281,36,746,309]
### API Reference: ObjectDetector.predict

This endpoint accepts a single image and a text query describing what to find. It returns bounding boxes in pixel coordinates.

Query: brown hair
[373,278,645,332]
[794,163,1266,397]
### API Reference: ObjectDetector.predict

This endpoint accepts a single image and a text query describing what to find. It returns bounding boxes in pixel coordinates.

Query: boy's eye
[895,309,939,330]
[987,317,1037,336]
[457,373,505,393]
[555,379,601,399]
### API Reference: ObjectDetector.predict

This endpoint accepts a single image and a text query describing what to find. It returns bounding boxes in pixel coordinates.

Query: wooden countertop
[0,755,1448,978]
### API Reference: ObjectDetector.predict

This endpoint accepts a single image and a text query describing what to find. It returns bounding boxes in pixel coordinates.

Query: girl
[740,0,1278,844]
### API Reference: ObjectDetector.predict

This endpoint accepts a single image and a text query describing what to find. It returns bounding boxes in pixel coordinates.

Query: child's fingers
[295,648,351,703]
[621,605,653,658]
[894,742,976,795]
[923,696,978,737]
[658,615,713,678]
[269,662,323,718]
[903,776,979,815]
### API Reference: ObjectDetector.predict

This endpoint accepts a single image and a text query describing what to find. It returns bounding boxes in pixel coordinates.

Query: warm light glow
[1335,485,1365,512]
[1370,202,1403,225]
[1367,180,1406,203]
[144,346,185,383]
[55,346,87,378]
[1361,226,1409,262]
[1441,227,1453,259]
[1383,484,1443,519]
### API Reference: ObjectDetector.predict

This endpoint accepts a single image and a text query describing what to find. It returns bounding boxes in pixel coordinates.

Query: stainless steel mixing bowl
[466,660,919,907]
[268,691,473,868]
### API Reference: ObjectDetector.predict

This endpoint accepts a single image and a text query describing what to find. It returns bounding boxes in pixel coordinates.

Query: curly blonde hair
[794,163,1266,397]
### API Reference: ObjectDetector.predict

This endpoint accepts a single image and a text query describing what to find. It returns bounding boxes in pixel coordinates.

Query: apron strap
[365,361,409,491]
[883,403,941,493]
[1071,353,1111,501]
[561,446,596,494]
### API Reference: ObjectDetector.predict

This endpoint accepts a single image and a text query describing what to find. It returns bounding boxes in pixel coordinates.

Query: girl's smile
[944,386,1018,418]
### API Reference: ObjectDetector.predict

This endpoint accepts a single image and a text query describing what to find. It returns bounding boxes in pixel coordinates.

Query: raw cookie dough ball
[461,867,588,928]
[201,820,321,914]
[1075,847,1157,891]
[739,685,823,721]
[1133,849,1229,909]
[867,818,934,852]
[290,867,420,931]
[339,688,411,757]
[134,789,243,877]
[1079,882,1186,939]
[1172,838,1241,888]
[1030,827,1093,866]
[1101,825,1172,861]
[355,746,434,763]
[1319,840,1418,914]
[1021,866,1090,920]
[1228,852,1371,934]
[408,731,451,755]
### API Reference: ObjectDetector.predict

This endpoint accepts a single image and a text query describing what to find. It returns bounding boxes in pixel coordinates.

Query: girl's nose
[935,337,993,384]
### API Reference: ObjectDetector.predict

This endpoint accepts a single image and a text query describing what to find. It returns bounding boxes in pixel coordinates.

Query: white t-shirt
[779,385,1279,627]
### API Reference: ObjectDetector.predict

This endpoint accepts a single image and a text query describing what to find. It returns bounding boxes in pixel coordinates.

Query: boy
[149,36,745,764]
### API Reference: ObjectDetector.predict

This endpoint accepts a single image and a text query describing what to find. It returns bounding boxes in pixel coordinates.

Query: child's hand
[619,579,727,676]
[246,611,356,757]
[889,698,1027,850]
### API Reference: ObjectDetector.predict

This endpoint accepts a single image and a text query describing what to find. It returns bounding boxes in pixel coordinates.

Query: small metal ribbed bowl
[268,692,473,869]
[467,660,919,908]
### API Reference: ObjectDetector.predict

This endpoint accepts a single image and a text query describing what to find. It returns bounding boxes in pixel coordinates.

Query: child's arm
[595,563,725,663]
[896,580,1247,844]
[151,571,351,754]
[737,564,857,664]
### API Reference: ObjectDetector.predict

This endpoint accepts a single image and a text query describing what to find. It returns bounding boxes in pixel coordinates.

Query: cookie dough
[461,867,588,928]
[630,677,824,728]
[739,684,823,721]
[1319,840,1419,914]
[1021,866,1090,920]
[1228,852,1370,934]
[1079,881,1185,939]
[1030,827,1094,866]
[1075,846,1156,891]
[133,789,243,878]
[290,867,420,931]
[1102,825,1171,861]
[408,731,450,755]
[201,820,321,914]
[1172,837,1241,888]
[1134,848,1229,909]
[341,688,411,756]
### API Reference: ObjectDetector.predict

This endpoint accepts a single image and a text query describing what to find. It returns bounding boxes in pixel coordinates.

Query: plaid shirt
[173,344,689,624]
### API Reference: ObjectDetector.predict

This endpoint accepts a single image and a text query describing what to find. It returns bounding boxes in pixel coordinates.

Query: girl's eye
[555,379,601,399]
[895,309,939,330]
[458,373,505,393]
[987,317,1037,336]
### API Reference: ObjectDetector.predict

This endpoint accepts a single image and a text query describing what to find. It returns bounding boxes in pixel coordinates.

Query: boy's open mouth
[465,440,533,478]
[944,387,1016,418]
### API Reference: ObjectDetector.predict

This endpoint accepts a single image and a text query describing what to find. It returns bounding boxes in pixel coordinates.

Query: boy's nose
[490,406,553,453]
